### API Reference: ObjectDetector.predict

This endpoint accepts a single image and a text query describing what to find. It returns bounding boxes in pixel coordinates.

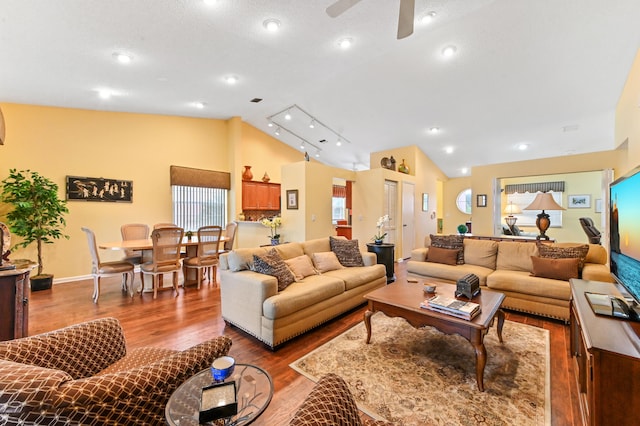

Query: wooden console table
[569,279,640,426]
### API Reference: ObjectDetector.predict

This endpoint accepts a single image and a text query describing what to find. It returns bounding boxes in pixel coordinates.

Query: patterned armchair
[289,374,392,426]
[0,317,232,425]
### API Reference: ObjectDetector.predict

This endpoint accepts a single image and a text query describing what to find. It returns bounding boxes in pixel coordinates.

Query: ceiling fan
[326,0,416,39]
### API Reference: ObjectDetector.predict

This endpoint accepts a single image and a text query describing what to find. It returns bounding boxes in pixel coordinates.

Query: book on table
[420,295,481,320]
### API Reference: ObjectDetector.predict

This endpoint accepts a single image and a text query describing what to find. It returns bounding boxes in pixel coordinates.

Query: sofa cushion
[312,251,344,273]
[324,264,386,291]
[406,261,493,286]
[262,276,345,319]
[227,247,268,271]
[302,238,332,257]
[538,243,589,271]
[496,241,538,272]
[530,256,580,281]
[253,249,296,291]
[274,242,305,260]
[426,246,459,265]
[430,234,464,264]
[463,239,498,269]
[329,237,364,267]
[285,255,318,281]
[487,269,571,301]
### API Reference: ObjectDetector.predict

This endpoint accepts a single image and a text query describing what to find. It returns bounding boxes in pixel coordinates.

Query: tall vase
[242,166,253,181]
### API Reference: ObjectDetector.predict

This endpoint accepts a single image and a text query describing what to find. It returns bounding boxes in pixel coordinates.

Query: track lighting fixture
[274,127,281,136]
[309,119,315,129]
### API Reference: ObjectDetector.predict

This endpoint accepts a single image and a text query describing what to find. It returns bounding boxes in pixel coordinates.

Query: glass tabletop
[165,363,274,426]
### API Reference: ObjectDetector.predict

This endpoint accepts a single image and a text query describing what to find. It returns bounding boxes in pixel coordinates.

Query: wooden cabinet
[569,279,640,426]
[242,181,280,210]
[0,269,30,341]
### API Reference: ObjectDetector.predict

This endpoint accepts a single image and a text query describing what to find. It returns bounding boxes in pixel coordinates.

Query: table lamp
[503,202,521,231]
[523,192,565,240]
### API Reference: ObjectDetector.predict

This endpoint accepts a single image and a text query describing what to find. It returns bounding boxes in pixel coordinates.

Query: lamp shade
[523,192,565,211]
[504,202,522,215]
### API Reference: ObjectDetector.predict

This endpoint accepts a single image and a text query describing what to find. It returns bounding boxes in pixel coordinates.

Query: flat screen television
[609,165,640,319]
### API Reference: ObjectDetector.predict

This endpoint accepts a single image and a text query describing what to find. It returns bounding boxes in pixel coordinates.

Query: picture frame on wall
[286,189,298,210]
[476,194,487,208]
[66,176,133,202]
[568,194,591,208]
[422,193,429,211]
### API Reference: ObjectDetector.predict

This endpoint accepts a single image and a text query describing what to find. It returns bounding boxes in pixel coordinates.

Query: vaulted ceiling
[1,0,639,177]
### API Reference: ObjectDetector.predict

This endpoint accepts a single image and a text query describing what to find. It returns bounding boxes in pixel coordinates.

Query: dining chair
[183,225,222,288]
[219,221,238,254]
[81,227,135,303]
[153,222,178,230]
[120,223,150,264]
[141,226,184,298]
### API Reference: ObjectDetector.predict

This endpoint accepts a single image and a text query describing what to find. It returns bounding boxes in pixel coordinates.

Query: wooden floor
[28,262,581,425]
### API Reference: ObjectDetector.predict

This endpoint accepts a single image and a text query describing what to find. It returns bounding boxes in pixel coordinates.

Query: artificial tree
[0,169,69,289]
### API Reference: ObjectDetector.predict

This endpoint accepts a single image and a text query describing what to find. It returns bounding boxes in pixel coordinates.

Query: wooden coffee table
[364,278,505,392]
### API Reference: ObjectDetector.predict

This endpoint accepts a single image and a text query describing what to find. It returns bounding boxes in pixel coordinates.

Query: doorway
[401,182,415,259]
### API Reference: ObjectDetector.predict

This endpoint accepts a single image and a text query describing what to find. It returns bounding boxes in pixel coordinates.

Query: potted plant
[372,215,389,244]
[185,230,194,241]
[457,224,469,235]
[260,216,282,245]
[0,169,69,291]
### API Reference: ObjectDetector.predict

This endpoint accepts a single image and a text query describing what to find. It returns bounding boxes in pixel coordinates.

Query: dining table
[99,236,228,292]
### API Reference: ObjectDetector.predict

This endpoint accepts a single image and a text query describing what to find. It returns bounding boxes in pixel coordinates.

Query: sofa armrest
[582,263,615,283]
[362,251,377,266]
[410,247,428,262]
[51,336,232,408]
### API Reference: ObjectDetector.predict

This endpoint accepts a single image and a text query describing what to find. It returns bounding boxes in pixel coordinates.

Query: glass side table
[165,363,273,426]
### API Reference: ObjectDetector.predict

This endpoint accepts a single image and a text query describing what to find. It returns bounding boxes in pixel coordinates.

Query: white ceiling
[1,0,639,177]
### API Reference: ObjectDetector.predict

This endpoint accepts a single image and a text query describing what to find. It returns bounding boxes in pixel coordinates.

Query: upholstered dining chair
[141,226,184,298]
[183,225,222,288]
[120,223,150,264]
[153,222,178,230]
[0,317,232,425]
[219,221,238,255]
[81,227,135,303]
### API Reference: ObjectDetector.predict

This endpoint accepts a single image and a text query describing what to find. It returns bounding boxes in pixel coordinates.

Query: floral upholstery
[289,373,392,426]
[0,317,232,425]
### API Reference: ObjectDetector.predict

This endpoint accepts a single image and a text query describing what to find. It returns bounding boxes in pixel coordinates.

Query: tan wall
[615,48,640,174]
[0,103,300,280]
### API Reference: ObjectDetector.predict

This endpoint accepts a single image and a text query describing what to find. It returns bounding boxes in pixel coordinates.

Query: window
[456,188,472,214]
[172,185,227,231]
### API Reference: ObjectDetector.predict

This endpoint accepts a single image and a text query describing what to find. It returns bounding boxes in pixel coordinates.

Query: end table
[366,243,395,283]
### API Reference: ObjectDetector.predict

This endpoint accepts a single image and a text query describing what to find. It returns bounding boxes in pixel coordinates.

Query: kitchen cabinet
[242,181,281,210]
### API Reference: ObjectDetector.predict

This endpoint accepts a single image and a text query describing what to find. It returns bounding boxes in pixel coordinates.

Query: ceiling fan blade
[397,0,415,39]
[326,0,363,18]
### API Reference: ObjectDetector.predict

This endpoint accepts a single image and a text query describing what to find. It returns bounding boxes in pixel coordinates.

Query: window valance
[504,181,564,195]
[170,166,230,190]
[333,185,346,198]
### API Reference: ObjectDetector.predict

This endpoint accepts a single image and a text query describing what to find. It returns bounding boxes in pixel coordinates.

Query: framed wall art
[568,194,590,208]
[286,189,298,210]
[476,194,487,208]
[66,176,133,202]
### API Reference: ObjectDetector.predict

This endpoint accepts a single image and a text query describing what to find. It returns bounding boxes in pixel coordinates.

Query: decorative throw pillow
[311,251,344,273]
[530,256,580,281]
[430,234,464,265]
[426,246,459,266]
[329,236,364,267]
[537,243,589,272]
[253,249,296,291]
[285,255,318,281]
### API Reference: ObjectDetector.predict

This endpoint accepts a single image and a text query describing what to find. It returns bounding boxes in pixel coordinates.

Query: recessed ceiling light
[336,139,342,147]
[442,45,457,58]
[315,151,321,158]
[421,11,436,24]
[263,18,281,32]
[461,167,469,174]
[274,127,281,136]
[518,143,529,151]
[112,52,132,64]
[429,127,440,134]
[284,110,292,120]
[338,38,353,49]
[309,119,316,129]
[267,121,274,127]
[193,102,205,109]
[225,75,238,85]
[444,146,454,154]
[97,89,113,99]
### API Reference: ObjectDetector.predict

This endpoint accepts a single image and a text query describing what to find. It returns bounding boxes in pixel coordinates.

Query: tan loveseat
[219,237,387,348]
[407,237,613,321]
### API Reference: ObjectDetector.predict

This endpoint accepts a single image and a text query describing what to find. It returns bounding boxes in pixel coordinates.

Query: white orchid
[373,215,389,241]
[260,216,282,239]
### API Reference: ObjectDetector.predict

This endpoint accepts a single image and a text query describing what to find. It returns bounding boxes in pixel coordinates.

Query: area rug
[290,312,550,426]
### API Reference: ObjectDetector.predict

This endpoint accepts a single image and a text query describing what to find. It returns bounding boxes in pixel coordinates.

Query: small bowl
[211,356,235,382]
[423,284,437,294]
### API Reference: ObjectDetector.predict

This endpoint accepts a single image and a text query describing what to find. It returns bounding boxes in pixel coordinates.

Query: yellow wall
[0,103,300,280]
[615,48,640,174]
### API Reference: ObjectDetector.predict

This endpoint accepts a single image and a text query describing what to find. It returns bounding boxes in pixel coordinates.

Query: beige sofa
[219,237,387,348]
[407,237,613,321]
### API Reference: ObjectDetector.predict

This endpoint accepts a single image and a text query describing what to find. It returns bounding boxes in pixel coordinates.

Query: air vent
[250,98,263,103]
[319,139,327,143]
